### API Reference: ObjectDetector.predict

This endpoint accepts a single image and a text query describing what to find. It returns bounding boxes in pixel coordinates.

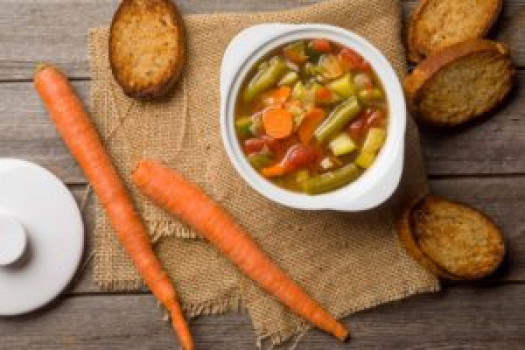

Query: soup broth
[235,39,388,194]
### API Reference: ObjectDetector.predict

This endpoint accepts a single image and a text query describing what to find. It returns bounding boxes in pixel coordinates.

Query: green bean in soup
[235,39,388,194]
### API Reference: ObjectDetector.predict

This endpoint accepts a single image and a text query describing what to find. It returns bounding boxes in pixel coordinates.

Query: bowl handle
[331,143,405,212]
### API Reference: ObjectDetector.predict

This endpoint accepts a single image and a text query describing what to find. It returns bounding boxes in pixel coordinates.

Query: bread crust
[406,0,430,63]
[398,195,505,280]
[407,0,503,63]
[398,196,461,280]
[109,0,186,100]
[404,39,515,127]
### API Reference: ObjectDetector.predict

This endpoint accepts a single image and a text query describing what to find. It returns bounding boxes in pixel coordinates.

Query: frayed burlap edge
[255,281,440,347]
[185,293,245,318]
[149,221,200,240]
[157,294,245,327]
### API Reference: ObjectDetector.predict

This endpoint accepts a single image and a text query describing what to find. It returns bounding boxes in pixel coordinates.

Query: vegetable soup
[235,39,388,195]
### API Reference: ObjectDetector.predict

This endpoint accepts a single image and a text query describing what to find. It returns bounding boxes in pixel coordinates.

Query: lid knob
[0,213,27,266]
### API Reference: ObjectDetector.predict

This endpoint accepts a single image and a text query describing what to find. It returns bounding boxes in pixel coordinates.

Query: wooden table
[1,1,524,349]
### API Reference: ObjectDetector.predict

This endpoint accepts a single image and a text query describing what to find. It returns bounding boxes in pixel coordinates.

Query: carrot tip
[336,325,350,342]
[35,62,49,75]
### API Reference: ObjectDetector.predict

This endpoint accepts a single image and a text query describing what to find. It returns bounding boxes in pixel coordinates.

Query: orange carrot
[33,64,194,350]
[263,107,294,139]
[132,160,350,342]
[261,144,318,178]
[309,39,331,53]
[263,86,292,106]
[298,108,326,144]
[314,87,335,104]
[260,163,286,178]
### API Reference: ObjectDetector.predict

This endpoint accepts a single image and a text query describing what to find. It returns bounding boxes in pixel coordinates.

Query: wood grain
[0,0,524,80]
[0,285,523,349]
[0,81,87,182]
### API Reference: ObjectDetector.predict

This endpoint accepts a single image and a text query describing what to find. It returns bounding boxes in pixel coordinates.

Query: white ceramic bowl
[220,24,406,211]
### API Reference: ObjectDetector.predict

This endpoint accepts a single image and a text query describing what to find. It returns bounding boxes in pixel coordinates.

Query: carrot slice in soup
[261,144,318,178]
[315,87,333,104]
[263,108,293,139]
[261,164,286,177]
[310,39,331,53]
[298,108,326,144]
[263,86,292,106]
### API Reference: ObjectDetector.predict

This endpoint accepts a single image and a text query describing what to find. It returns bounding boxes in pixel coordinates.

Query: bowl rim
[221,24,406,210]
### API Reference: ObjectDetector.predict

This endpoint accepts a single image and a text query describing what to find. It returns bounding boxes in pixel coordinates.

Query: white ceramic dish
[0,159,84,316]
[220,24,406,211]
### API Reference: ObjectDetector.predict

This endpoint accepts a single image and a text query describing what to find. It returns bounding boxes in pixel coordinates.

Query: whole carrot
[132,159,350,341]
[34,64,194,350]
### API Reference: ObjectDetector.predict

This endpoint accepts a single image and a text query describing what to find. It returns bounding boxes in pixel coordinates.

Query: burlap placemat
[90,0,439,345]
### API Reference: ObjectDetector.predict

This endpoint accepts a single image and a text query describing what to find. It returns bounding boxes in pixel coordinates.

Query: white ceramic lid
[0,158,84,316]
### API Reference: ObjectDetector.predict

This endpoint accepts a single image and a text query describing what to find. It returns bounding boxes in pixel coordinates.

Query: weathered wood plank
[68,186,97,295]
[0,284,523,349]
[0,0,311,80]
[66,175,525,294]
[420,70,525,175]
[0,81,87,181]
[1,71,524,183]
[0,0,524,80]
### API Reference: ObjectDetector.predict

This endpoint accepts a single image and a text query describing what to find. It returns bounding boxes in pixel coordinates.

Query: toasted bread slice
[109,0,186,99]
[399,196,505,280]
[404,39,515,127]
[407,0,502,62]
[398,197,461,280]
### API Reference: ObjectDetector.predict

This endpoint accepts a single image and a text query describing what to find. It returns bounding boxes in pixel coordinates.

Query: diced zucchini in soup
[329,133,356,156]
[235,39,388,195]
[327,74,356,98]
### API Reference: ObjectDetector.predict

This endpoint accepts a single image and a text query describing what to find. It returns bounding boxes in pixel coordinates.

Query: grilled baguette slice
[109,0,186,99]
[404,39,514,127]
[407,0,502,62]
[398,196,505,280]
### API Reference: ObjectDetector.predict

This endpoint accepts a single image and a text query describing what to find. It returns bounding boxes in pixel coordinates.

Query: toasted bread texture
[398,198,459,280]
[407,0,502,62]
[398,196,505,280]
[109,0,186,99]
[404,39,515,127]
